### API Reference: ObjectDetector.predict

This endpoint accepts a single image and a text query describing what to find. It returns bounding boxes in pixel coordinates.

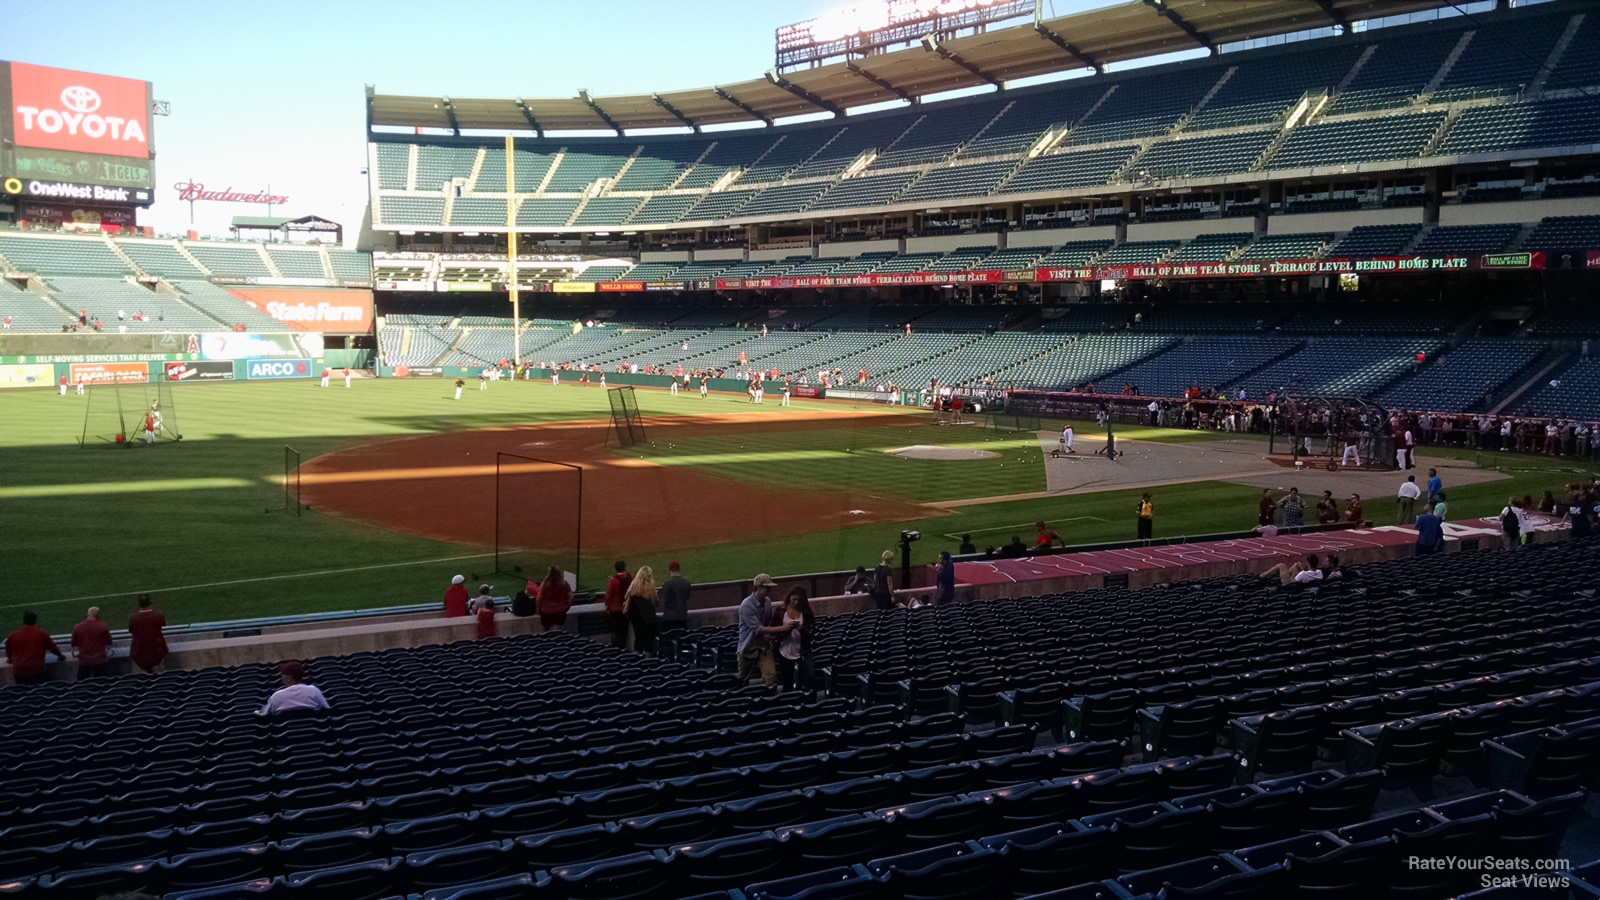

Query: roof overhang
[367,0,1452,133]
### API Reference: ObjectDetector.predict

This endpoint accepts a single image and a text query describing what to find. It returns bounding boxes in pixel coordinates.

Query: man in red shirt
[444,575,469,617]
[1034,521,1062,550]
[7,611,64,685]
[71,607,114,679]
[603,561,633,648]
[127,594,168,674]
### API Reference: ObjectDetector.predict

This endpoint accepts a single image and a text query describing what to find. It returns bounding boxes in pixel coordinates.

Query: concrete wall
[1008,225,1117,248]
[818,238,900,258]
[904,234,999,254]
[693,248,747,261]
[1437,197,1599,226]
[640,250,691,262]
[750,246,813,261]
[1128,219,1258,243]
[1268,206,1425,234]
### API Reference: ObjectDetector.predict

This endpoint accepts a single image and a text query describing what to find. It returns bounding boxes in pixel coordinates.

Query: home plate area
[886,445,1000,460]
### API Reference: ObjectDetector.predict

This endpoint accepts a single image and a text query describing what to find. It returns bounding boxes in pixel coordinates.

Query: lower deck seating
[1517,357,1600,420]
[5,521,1600,899]
[1377,339,1545,412]
[1233,337,1442,398]
[1110,336,1302,398]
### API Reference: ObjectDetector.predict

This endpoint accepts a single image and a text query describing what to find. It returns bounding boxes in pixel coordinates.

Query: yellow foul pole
[506,134,520,366]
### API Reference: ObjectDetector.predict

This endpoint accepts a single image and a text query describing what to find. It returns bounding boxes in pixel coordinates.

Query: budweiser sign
[175,182,289,205]
[9,62,151,158]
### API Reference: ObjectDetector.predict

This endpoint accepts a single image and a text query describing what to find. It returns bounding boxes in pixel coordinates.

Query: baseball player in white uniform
[1060,424,1076,454]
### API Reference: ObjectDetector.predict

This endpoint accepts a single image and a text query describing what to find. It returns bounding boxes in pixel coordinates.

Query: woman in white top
[775,587,815,693]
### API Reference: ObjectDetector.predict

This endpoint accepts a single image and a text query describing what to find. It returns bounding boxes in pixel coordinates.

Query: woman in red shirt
[537,566,573,631]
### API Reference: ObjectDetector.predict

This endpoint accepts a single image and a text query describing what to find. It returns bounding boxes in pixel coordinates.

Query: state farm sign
[228,288,374,334]
[8,62,152,159]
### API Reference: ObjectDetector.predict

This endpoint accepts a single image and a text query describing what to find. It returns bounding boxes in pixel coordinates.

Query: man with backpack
[1501,499,1522,550]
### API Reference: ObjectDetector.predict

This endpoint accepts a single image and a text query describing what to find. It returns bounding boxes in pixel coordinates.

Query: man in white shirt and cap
[258,661,329,716]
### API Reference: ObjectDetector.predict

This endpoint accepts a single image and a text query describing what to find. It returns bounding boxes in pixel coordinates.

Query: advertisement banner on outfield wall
[391,366,444,378]
[0,363,55,388]
[70,361,148,384]
[201,332,323,361]
[1588,251,1600,269]
[596,282,644,293]
[227,289,373,334]
[244,358,315,380]
[163,360,234,382]
[551,282,596,293]
[791,385,823,399]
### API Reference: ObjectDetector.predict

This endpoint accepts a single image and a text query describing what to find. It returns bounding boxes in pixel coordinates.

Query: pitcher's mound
[887,445,1000,460]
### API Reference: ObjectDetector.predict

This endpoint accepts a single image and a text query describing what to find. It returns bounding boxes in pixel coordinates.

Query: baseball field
[3,377,1590,633]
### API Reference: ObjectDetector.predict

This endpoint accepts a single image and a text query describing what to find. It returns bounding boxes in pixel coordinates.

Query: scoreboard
[0,61,155,226]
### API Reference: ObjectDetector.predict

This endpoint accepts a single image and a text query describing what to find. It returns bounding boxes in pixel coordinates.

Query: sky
[1,0,1115,244]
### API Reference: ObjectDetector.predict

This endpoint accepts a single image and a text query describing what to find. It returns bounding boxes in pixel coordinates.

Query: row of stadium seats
[0,233,368,283]
[9,538,1599,897]
[369,5,1600,229]
[0,276,288,333]
[558,216,1600,285]
[378,303,1599,413]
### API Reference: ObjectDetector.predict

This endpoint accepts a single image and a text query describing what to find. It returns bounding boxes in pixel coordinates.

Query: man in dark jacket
[934,551,956,605]
[660,562,692,633]
[603,561,633,648]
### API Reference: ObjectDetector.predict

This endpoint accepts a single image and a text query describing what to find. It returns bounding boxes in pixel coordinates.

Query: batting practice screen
[607,386,646,449]
[494,452,582,587]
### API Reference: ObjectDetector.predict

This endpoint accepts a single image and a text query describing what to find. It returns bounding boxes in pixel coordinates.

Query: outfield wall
[0,356,333,387]
[0,331,347,387]
[374,365,916,405]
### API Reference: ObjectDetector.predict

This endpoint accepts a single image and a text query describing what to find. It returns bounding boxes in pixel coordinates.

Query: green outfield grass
[4,378,1591,634]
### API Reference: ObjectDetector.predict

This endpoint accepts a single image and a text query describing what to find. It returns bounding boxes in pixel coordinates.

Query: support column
[1423,170,1441,226]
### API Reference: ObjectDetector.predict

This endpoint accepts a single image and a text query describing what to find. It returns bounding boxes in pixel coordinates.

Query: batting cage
[494,452,583,586]
[79,376,180,448]
[607,386,647,448]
